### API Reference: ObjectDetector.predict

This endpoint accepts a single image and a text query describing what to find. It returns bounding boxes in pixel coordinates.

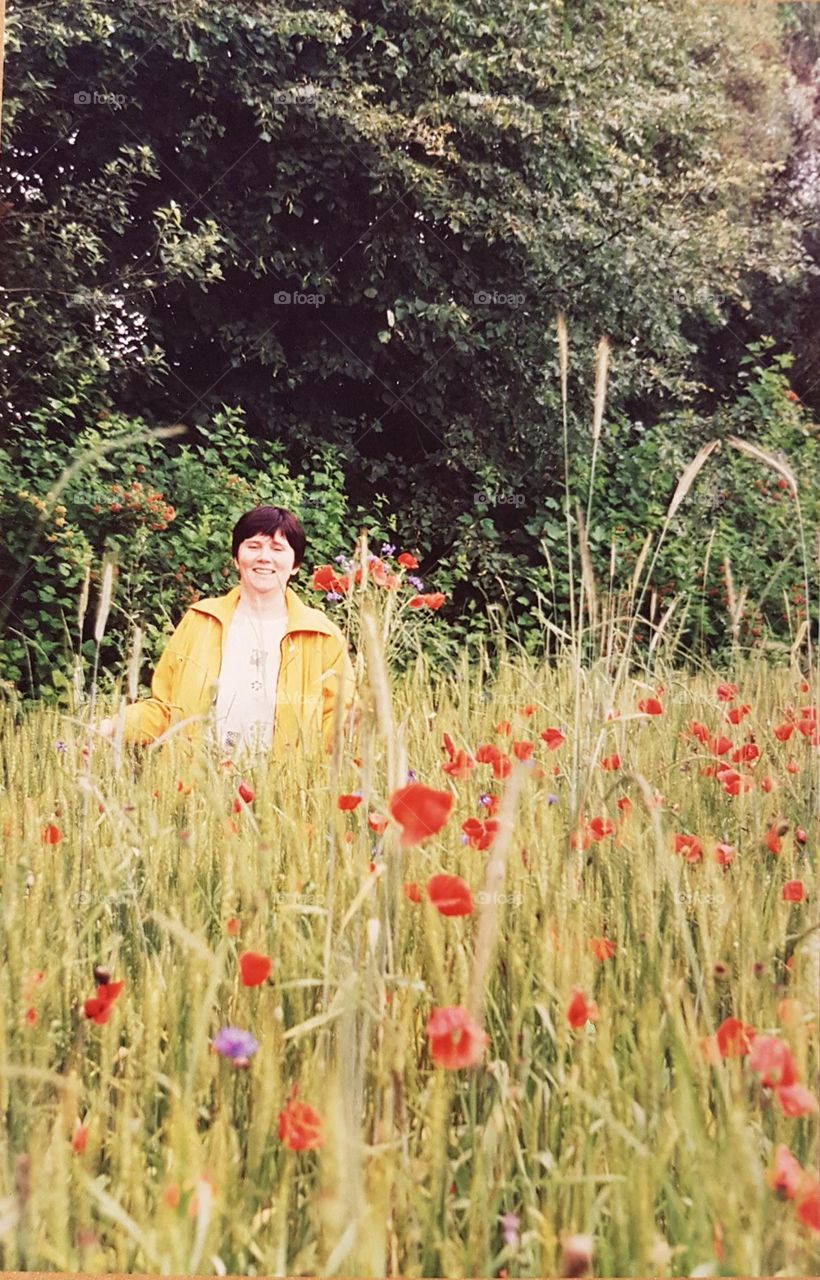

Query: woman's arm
[321,633,359,751]
[98,611,194,744]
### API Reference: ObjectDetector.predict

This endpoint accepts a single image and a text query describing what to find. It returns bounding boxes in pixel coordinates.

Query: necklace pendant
[250,647,268,669]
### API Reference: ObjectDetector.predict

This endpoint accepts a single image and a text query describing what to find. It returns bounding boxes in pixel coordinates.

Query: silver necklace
[240,600,286,691]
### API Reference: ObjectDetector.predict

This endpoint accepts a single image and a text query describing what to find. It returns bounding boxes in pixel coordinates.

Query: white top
[211,599,288,760]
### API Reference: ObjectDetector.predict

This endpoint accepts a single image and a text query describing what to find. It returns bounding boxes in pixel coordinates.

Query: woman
[98,506,357,760]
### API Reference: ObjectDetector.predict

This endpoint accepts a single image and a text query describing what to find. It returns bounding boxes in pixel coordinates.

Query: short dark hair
[231,506,306,567]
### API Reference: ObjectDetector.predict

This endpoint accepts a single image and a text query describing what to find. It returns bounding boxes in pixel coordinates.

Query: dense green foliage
[1,0,817,697]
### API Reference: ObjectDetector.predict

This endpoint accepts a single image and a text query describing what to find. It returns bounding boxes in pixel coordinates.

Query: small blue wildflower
[459,833,470,845]
[478,793,493,807]
[325,591,343,602]
[212,1026,259,1064]
[407,769,418,782]
[406,575,424,590]
[334,554,347,564]
[380,542,396,557]
[547,794,559,806]
[54,740,68,754]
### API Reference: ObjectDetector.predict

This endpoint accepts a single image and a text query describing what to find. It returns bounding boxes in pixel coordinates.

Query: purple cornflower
[407,769,418,782]
[212,1027,259,1066]
[54,740,68,754]
[547,793,559,806]
[325,591,343,602]
[460,833,471,845]
[406,575,424,590]
[380,542,396,557]
[479,793,493,807]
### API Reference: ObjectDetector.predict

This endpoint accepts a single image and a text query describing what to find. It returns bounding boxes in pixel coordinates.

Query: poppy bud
[561,1234,593,1278]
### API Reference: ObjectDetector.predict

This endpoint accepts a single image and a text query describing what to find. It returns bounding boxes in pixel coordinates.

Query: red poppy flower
[716,767,753,796]
[731,742,759,764]
[442,750,475,779]
[520,704,535,716]
[442,732,456,760]
[588,937,616,961]
[688,721,711,744]
[402,882,421,903]
[749,1034,798,1088]
[388,783,452,846]
[715,1016,755,1058]
[408,592,446,609]
[765,825,783,855]
[278,1086,324,1151]
[673,833,703,863]
[567,987,599,1029]
[774,722,795,742]
[783,880,804,902]
[337,793,362,811]
[759,776,774,793]
[796,1178,820,1233]
[475,743,501,765]
[237,781,254,805]
[725,704,750,725]
[713,842,735,866]
[72,1124,89,1155]
[494,719,511,735]
[369,560,391,587]
[367,812,388,833]
[397,552,419,569]
[226,917,241,936]
[617,796,632,815]
[599,753,621,771]
[769,1145,805,1199]
[710,735,733,756]
[239,951,272,987]
[588,816,615,841]
[461,818,499,851]
[540,728,566,750]
[312,565,338,591]
[716,682,737,702]
[491,752,511,779]
[427,873,473,916]
[427,1005,488,1069]
[42,824,62,845]
[83,980,124,1025]
[637,697,663,715]
[776,1084,819,1118]
[512,740,533,760]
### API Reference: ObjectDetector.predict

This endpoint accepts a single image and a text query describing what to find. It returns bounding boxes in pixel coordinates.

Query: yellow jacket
[121,584,357,759]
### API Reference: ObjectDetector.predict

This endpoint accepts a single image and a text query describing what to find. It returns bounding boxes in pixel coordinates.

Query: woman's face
[234,531,299,602]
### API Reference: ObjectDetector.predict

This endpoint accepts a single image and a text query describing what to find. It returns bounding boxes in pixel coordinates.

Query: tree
[0,0,806,622]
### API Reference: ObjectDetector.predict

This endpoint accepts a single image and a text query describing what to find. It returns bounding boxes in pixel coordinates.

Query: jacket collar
[190,584,339,637]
